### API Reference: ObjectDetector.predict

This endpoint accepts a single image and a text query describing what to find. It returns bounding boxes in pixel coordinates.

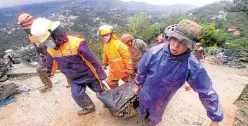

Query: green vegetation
[231,0,248,14]
[200,24,228,47]
[1,0,248,63]
[88,38,103,63]
[121,12,194,44]
[63,1,248,63]
[190,1,248,50]
[226,38,248,50]
[122,13,164,44]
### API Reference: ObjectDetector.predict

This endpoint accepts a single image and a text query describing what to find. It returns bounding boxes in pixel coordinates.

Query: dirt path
[0,61,247,126]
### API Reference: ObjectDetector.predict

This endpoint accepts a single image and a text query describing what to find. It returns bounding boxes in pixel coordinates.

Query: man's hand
[101,80,110,90]
[210,121,220,126]
[103,65,107,70]
[185,84,192,91]
[132,84,140,95]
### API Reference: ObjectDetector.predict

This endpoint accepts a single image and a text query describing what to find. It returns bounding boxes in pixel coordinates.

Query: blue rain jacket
[135,43,223,125]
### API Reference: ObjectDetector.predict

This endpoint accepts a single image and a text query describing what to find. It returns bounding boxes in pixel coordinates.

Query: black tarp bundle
[0,83,16,102]
[97,80,139,118]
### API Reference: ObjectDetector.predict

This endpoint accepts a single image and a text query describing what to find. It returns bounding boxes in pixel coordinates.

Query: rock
[207,48,247,69]
[0,75,8,82]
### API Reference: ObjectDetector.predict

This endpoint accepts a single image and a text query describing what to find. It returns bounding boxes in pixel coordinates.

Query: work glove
[101,80,110,90]
[103,65,107,70]
[132,84,140,95]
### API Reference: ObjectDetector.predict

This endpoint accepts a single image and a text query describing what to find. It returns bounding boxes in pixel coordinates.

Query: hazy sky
[0,0,66,8]
[121,0,232,6]
[0,0,232,9]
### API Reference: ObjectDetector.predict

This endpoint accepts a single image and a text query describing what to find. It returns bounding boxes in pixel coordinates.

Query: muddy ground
[234,85,248,126]
[0,61,248,126]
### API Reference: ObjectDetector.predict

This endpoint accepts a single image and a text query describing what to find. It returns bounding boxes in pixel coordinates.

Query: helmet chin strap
[107,37,111,43]
[104,34,112,43]
[53,39,64,50]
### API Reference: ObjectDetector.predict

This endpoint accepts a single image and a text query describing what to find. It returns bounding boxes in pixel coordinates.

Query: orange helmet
[17,13,34,27]
[120,34,133,44]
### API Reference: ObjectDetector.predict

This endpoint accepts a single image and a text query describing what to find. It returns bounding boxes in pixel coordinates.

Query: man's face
[21,25,31,34]
[127,39,133,46]
[196,45,200,48]
[157,33,164,41]
[103,34,111,43]
[169,37,188,56]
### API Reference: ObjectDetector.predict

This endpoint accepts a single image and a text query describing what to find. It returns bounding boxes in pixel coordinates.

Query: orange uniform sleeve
[118,41,133,70]
[51,60,58,76]
[103,46,109,66]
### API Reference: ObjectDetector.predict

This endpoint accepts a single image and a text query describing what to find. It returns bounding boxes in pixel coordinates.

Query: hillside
[0,0,197,52]
[191,0,248,33]
[191,1,233,18]
[0,0,197,28]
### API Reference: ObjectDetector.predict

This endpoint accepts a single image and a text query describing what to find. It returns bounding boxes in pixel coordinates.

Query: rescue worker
[133,20,223,126]
[120,34,148,78]
[17,13,53,92]
[164,24,178,40]
[97,25,133,89]
[154,26,172,45]
[154,32,166,45]
[165,24,192,91]
[17,13,71,90]
[193,43,205,62]
[30,18,107,115]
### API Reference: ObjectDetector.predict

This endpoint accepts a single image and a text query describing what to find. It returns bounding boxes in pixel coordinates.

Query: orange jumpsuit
[103,38,132,88]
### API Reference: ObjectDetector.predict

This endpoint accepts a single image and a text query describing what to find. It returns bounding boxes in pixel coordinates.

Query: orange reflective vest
[47,36,106,90]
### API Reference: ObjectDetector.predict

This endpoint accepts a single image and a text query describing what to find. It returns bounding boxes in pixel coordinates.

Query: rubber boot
[37,65,52,93]
[77,105,96,116]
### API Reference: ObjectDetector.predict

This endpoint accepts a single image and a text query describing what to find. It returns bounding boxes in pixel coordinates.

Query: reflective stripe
[43,22,53,37]
[80,54,107,91]
[52,53,78,58]
[110,58,122,62]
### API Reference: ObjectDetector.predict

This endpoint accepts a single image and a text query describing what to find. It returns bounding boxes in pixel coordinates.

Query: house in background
[233,30,242,37]
[227,26,238,32]
[209,15,217,20]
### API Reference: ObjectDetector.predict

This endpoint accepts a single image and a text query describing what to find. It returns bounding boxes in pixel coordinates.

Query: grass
[88,38,104,64]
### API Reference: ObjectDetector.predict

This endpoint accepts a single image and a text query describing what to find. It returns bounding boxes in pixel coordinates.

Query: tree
[200,24,216,46]
[142,23,164,44]
[128,12,150,39]
[213,29,228,46]
[200,24,228,47]
[125,12,164,44]
[230,0,248,14]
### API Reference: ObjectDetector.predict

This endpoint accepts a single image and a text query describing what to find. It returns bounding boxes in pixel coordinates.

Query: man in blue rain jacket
[133,20,223,126]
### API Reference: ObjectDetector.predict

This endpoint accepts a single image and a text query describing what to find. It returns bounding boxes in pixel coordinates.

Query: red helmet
[17,13,34,27]
[120,34,133,44]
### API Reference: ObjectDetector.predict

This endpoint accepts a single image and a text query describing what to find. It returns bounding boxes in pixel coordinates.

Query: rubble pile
[205,48,247,69]
[0,49,16,82]
[15,47,36,63]
[0,48,36,82]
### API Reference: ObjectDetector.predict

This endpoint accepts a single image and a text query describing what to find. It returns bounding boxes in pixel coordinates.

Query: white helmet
[164,24,178,37]
[31,18,60,42]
